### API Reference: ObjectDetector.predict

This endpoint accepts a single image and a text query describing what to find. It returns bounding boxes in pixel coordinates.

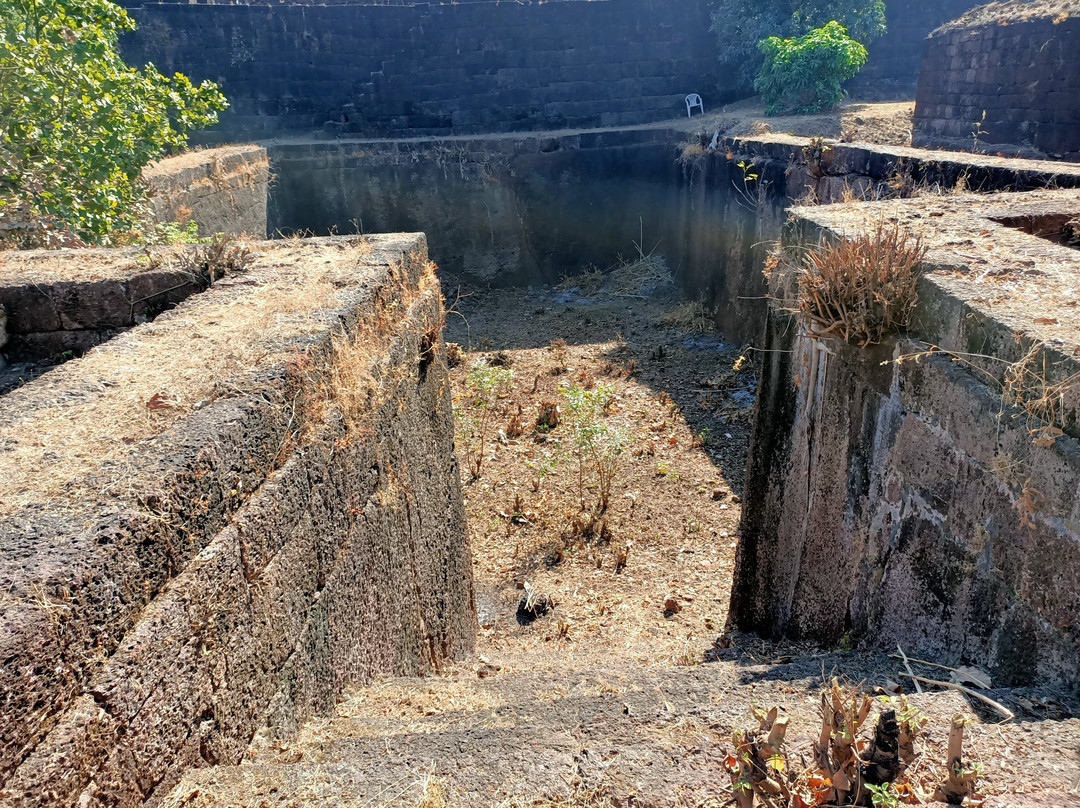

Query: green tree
[0,0,227,242]
[755,21,869,115]
[710,0,885,88]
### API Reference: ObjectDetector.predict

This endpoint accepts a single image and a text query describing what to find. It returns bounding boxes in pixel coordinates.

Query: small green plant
[560,382,627,515]
[865,782,901,808]
[755,21,869,116]
[461,360,514,479]
[525,448,558,493]
[154,220,203,245]
[972,110,989,153]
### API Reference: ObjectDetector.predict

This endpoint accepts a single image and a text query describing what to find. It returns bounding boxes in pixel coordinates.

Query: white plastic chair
[685,93,704,118]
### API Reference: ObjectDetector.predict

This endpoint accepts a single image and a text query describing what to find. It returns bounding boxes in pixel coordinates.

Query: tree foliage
[0,0,227,242]
[755,21,869,115]
[710,0,886,88]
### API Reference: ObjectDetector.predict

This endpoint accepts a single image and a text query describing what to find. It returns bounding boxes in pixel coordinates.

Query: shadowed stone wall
[117,0,721,141]
[848,0,978,94]
[913,2,1080,160]
[117,0,986,142]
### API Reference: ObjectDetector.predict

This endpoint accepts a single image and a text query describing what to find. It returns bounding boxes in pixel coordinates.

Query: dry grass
[659,299,716,332]
[417,773,449,808]
[495,784,615,808]
[0,239,386,516]
[555,266,604,296]
[795,220,928,346]
[554,240,674,301]
[608,251,674,299]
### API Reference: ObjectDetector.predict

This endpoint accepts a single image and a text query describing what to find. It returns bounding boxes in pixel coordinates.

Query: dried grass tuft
[796,221,927,346]
[608,251,673,299]
[660,299,715,332]
[497,783,615,808]
[556,266,604,296]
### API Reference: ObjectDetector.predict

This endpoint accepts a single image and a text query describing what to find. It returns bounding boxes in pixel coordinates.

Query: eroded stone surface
[736,190,1080,692]
[0,235,475,807]
[143,145,269,238]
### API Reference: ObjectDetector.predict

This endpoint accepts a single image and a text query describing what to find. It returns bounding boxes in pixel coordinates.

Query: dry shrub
[536,401,561,430]
[548,338,569,375]
[724,680,952,808]
[661,299,716,332]
[445,342,464,368]
[505,403,527,438]
[178,233,256,284]
[797,221,927,346]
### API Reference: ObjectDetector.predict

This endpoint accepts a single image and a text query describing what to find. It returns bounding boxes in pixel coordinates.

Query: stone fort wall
[118,0,720,140]
[118,0,981,142]
[914,2,1080,160]
[850,0,977,94]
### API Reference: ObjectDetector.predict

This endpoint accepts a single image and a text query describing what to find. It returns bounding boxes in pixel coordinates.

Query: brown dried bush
[797,221,927,346]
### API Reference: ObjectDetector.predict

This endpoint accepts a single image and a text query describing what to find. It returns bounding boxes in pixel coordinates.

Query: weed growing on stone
[795,220,927,346]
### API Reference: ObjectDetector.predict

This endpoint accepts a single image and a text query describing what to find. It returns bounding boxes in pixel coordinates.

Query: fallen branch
[897,674,1015,721]
[887,653,964,674]
[896,645,923,694]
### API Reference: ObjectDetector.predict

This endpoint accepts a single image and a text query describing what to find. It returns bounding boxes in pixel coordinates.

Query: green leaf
[0,0,227,241]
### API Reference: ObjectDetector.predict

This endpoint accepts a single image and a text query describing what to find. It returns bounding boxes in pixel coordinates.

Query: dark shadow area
[268,139,790,348]
[992,213,1080,252]
[705,635,1080,722]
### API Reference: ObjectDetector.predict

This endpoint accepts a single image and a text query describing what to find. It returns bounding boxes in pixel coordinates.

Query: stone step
[160,653,1080,807]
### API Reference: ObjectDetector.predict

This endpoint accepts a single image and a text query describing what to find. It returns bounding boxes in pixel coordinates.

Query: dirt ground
[442,282,753,669]
[163,258,1080,808]
[704,98,916,148]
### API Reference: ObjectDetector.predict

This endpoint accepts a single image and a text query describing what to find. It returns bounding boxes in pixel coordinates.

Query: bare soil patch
[443,285,754,668]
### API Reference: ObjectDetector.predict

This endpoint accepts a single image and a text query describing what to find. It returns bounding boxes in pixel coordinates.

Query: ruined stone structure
[143,145,269,238]
[735,189,1080,692]
[913,1,1080,160]
[0,235,475,806]
[115,0,980,141]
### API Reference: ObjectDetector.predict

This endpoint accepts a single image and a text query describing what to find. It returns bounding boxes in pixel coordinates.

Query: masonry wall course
[734,190,1080,692]
[116,0,982,141]
[914,7,1080,160]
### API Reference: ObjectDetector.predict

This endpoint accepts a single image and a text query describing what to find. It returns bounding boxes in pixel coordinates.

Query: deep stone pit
[4,99,1080,808]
